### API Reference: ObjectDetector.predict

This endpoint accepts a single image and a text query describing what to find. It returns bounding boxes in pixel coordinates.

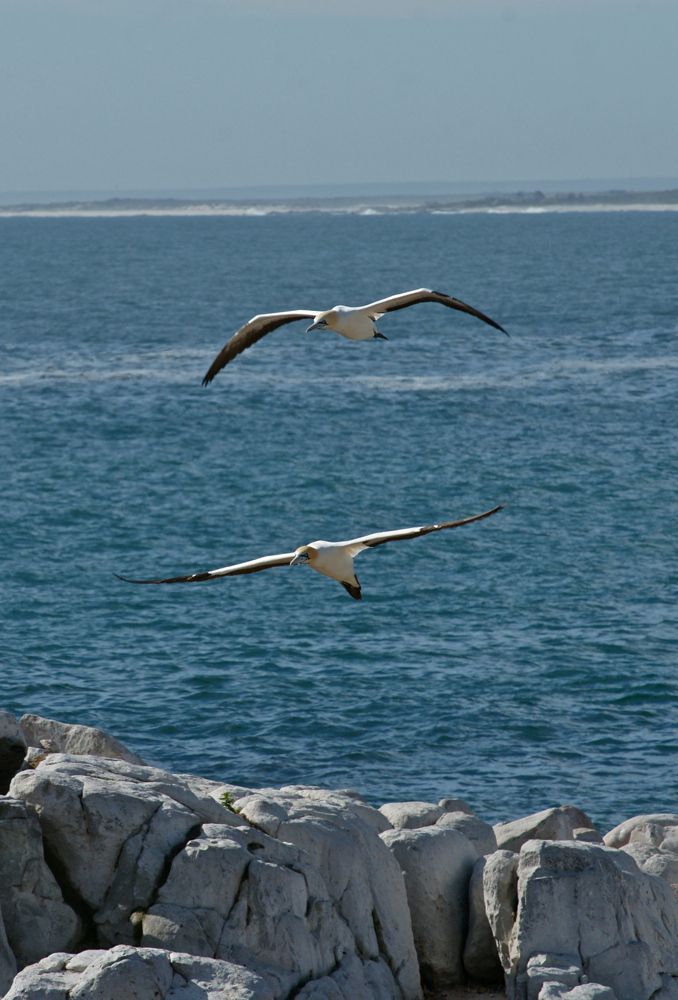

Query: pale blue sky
[1,0,677,193]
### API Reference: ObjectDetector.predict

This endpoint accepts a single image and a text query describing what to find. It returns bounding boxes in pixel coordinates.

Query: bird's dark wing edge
[115,553,294,585]
[381,290,508,336]
[202,312,315,385]
[362,504,504,548]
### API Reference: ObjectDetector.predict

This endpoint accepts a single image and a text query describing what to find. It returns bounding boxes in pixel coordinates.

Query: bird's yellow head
[290,545,318,566]
[306,310,338,333]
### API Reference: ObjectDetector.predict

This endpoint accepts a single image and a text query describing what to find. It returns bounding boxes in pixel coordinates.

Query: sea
[1,208,677,833]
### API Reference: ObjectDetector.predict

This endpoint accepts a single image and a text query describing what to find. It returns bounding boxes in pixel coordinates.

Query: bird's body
[307,305,383,342]
[290,540,363,599]
[117,505,503,600]
[202,288,507,384]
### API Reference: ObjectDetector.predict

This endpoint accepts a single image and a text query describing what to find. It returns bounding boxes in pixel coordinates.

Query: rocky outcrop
[482,848,520,978]
[381,824,477,989]
[227,785,421,1000]
[18,714,145,766]
[436,810,498,855]
[463,855,503,984]
[493,807,576,853]
[294,949,400,1000]
[0,797,80,969]
[141,822,355,998]
[605,814,678,849]
[6,709,678,1000]
[0,714,25,797]
[378,802,443,830]
[438,798,474,815]
[4,757,420,1000]
[525,952,583,999]
[484,839,678,1000]
[3,946,277,1000]
[8,754,246,947]
[0,913,15,999]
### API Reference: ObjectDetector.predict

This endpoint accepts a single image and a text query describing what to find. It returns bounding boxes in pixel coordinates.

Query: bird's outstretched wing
[342,505,503,554]
[361,288,508,335]
[116,551,296,584]
[203,310,318,385]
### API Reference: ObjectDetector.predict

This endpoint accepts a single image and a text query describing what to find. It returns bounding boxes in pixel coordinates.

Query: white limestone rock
[378,801,443,830]
[280,786,393,834]
[8,755,246,946]
[539,987,569,1000]
[439,798,475,815]
[0,908,16,998]
[524,953,582,1000]
[540,987,618,1000]
[226,784,392,835]
[2,946,407,999]
[462,855,503,984]
[484,839,678,1000]
[436,810,497,855]
[653,975,678,1000]
[642,854,678,895]
[293,950,400,1000]
[233,786,421,1000]
[573,828,604,844]
[604,815,678,849]
[3,946,276,1000]
[622,848,678,897]
[630,823,671,848]
[482,849,520,976]
[168,952,276,999]
[19,714,145,766]
[558,806,597,832]
[3,951,80,999]
[381,824,477,989]
[0,711,26,796]
[64,951,108,973]
[620,828,678,898]
[0,797,81,968]
[142,822,354,998]
[494,807,575,853]
[68,946,174,998]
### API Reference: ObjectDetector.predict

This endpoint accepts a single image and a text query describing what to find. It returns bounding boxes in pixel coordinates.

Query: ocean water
[1,211,677,832]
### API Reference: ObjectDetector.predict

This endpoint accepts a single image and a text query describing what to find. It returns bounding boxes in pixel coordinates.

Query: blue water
[1,211,677,832]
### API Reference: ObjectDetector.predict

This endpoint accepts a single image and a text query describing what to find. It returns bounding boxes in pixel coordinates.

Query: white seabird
[202,288,507,384]
[116,505,503,600]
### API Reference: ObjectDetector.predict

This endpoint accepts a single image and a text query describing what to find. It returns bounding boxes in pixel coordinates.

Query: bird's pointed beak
[374,331,388,340]
[306,321,324,332]
[290,552,310,566]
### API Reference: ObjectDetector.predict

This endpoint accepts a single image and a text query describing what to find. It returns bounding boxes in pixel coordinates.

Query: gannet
[202,288,507,384]
[116,505,503,600]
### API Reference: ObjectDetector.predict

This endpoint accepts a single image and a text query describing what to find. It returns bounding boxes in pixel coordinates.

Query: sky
[0,0,677,194]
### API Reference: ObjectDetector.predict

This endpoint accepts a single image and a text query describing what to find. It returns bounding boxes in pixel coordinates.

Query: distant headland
[2,187,678,217]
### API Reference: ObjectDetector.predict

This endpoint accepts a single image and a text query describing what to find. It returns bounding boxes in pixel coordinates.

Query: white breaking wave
[4,353,678,390]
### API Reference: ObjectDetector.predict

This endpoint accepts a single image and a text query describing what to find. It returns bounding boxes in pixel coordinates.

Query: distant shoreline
[2,188,678,218]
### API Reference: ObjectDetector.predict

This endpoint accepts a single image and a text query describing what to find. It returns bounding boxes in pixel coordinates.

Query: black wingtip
[340,580,362,600]
[484,316,509,337]
[115,573,165,585]
[432,289,509,337]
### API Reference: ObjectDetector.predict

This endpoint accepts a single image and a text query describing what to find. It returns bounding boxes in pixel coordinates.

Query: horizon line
[2,176,678,206]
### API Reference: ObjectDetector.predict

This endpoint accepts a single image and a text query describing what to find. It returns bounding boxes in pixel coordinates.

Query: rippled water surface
[1,211,677,830]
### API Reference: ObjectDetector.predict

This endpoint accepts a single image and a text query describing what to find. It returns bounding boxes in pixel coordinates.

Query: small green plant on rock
[220,790,240,813]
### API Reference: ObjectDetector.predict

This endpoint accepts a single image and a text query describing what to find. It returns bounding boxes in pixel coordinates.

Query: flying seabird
[202,288,507,384]
[116,505,503,600]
